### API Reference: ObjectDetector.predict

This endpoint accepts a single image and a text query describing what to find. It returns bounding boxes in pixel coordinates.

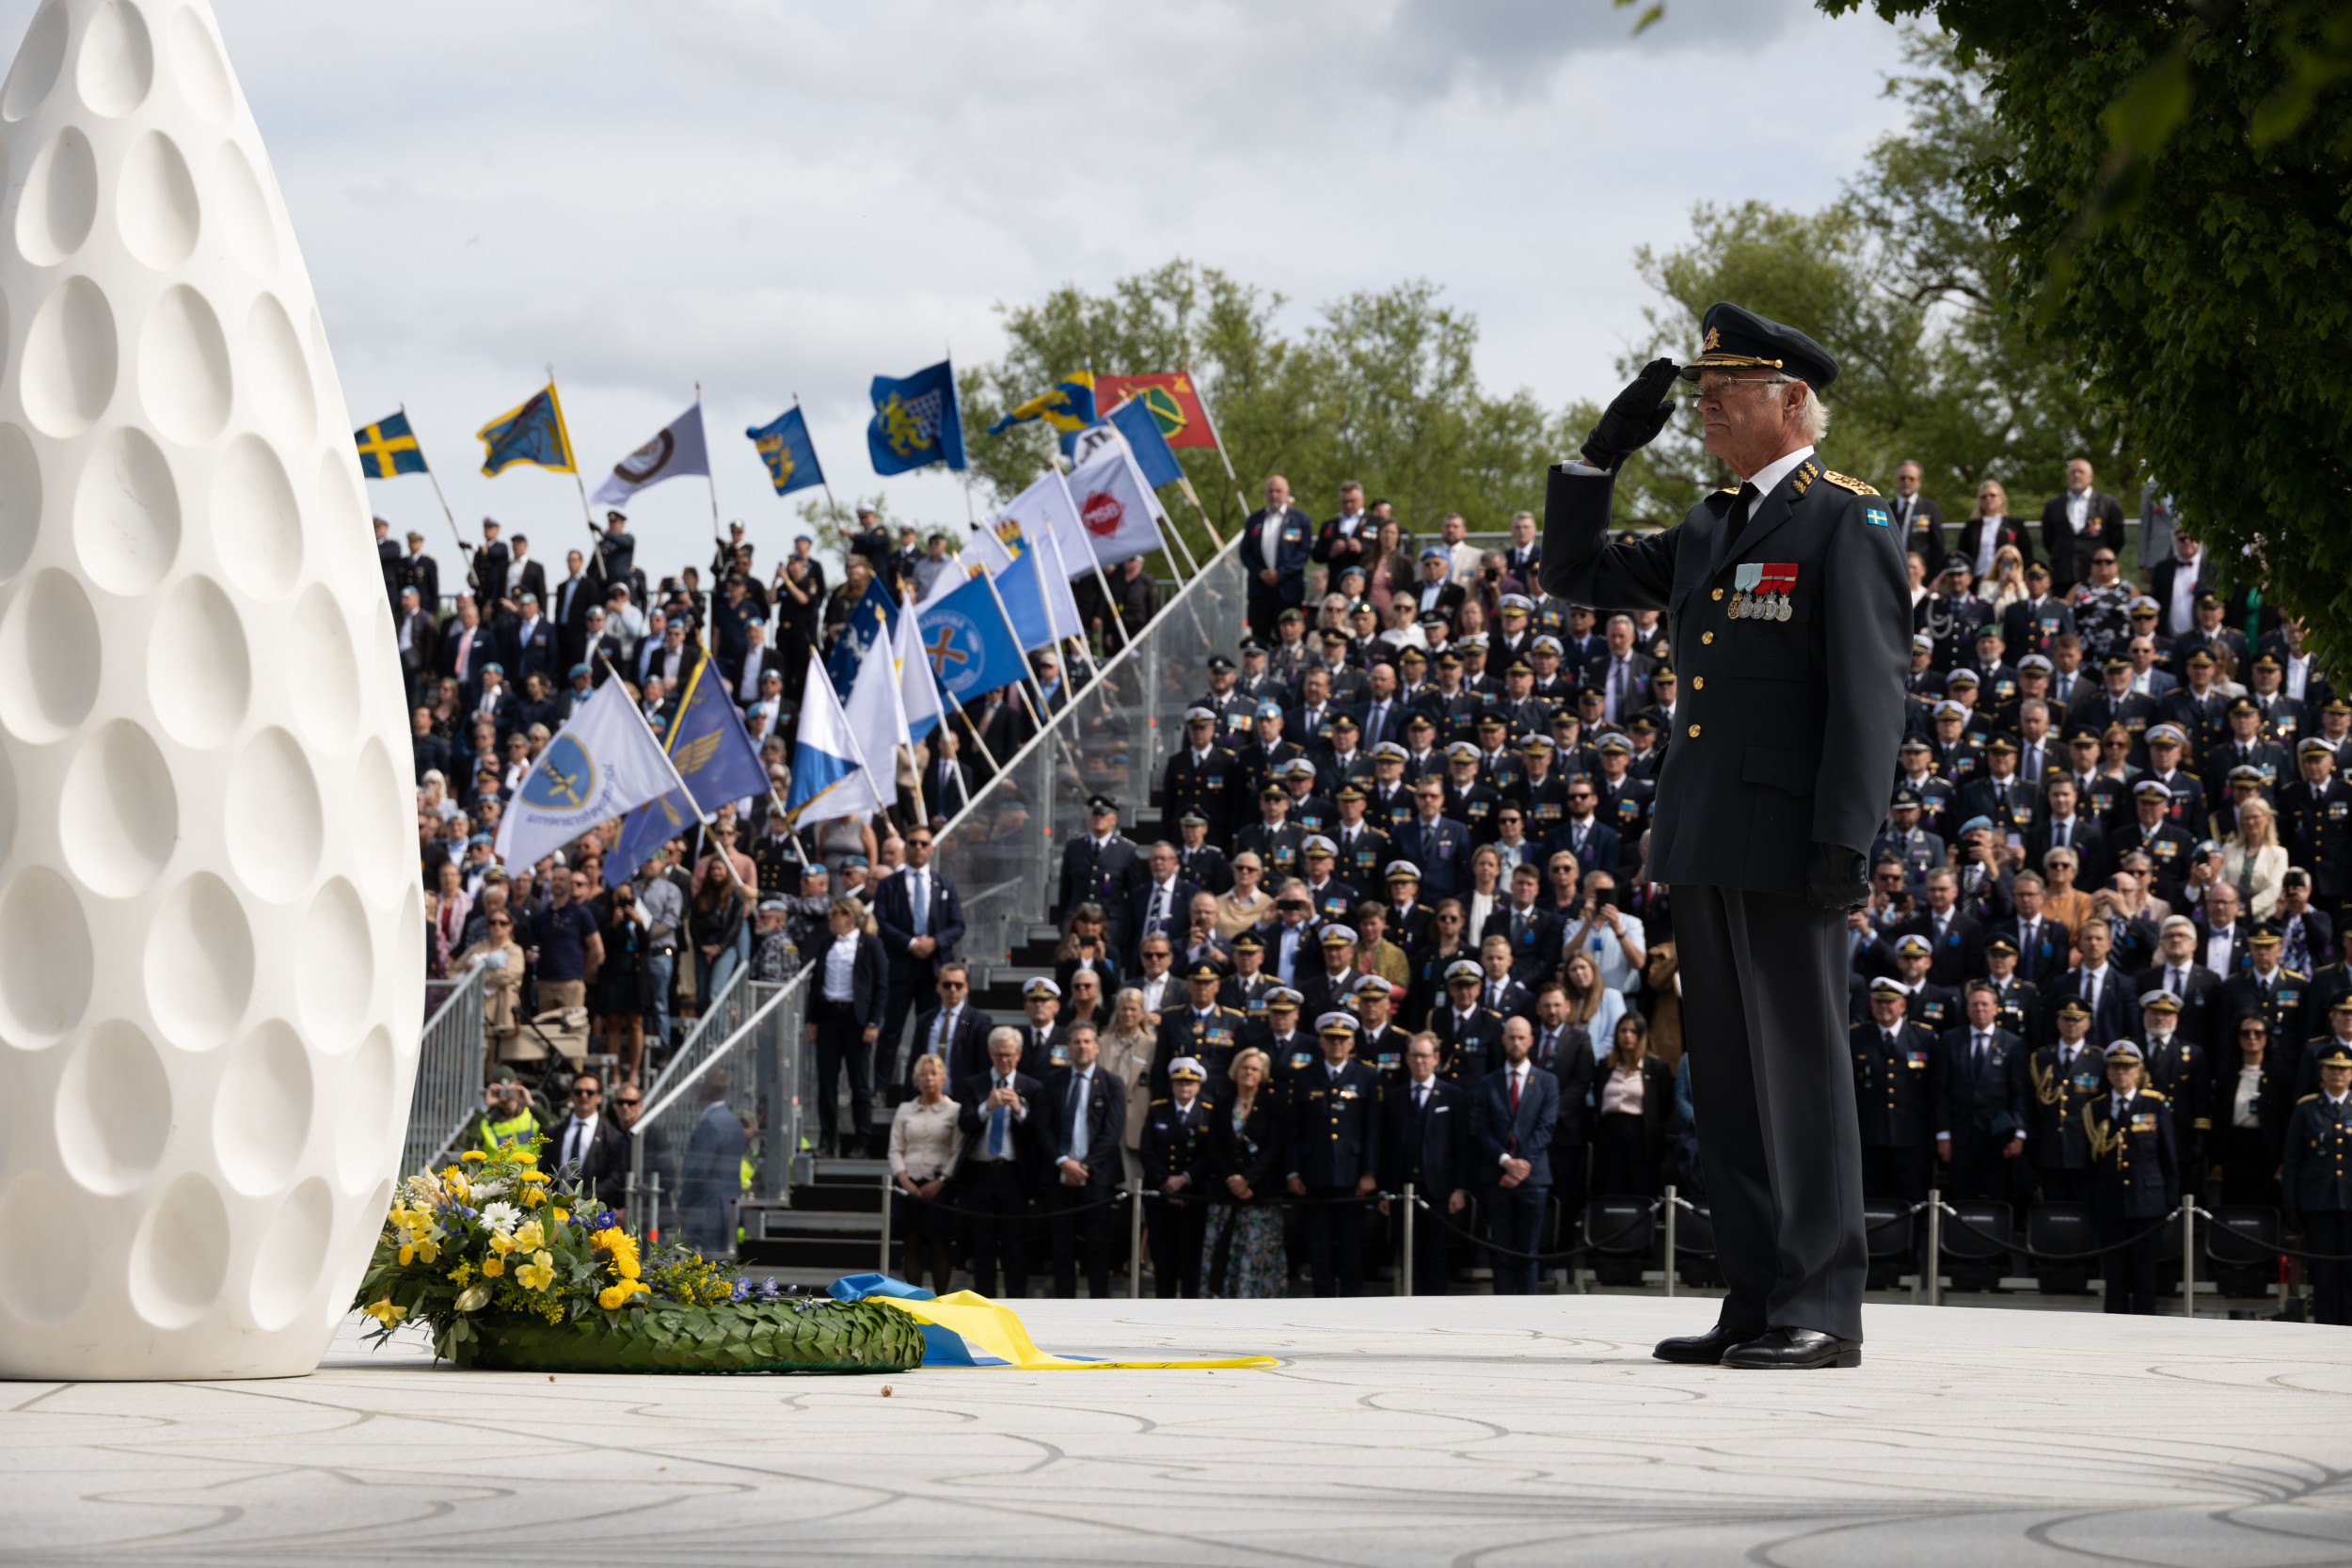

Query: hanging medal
[1757,562,1799,622]
[1732,562,1762,619]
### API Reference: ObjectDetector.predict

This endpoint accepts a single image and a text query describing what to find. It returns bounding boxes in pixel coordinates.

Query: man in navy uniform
[1057,795,1142,950]
[1852,976,1940,1203]
[1163,708,1241,850]
[1141,1056,1216,1299]
[1544,305,1908,1370]
[2281,1043,2352,1324]
[1285,1013,1383,1296]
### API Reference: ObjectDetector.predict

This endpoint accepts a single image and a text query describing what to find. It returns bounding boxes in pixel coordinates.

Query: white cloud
[0,0,1911,575]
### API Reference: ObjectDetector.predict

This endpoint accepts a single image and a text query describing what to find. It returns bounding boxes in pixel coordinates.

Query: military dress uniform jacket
[1141,1096,1216,1191]
[1162,746,1242,846]
[1057,833,1142,930]
[1285,1059,1383,1188]
[1850,1022,1941,1150]
[2016,1043,2106,1171]
[2087,1092,2180,1221]
[1151,1006,1247,1098]
[2280,1095,2352,1222]
[1540,454,1910,892]
[2137,1037,2211,1152]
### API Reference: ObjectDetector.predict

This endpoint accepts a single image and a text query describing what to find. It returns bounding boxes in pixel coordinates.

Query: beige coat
[457,938,527,1037]
[1098,1026,1158,1150]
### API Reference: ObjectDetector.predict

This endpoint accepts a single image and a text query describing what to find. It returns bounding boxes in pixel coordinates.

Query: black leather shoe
[1651,1323,1759,1365]
[1720,1326,1862,1370]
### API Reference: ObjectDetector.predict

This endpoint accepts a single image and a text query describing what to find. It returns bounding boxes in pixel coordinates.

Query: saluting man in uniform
[1543,305,1910,1370]
[2281,1042,2352,1324]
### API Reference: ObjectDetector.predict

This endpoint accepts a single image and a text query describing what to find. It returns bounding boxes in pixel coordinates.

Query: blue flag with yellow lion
[866,359,965,475]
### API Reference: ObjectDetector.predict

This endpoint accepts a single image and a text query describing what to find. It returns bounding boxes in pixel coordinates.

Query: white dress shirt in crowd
[822,930,860,1002]
[2205,922,2236,979]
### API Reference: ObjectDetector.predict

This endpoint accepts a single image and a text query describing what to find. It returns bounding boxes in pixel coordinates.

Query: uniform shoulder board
[1220,1006,1245,1017]
[1822,470,1879,496]
[2285,967,2310,981]
[2299,1092,2321,1102]
[1150,1097,1169,1106]
[1715,484,1740,495]
[2141,1089,2168,1101]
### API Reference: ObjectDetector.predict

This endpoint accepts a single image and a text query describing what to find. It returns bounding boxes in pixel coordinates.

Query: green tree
[1825,0,2352,667]
[960,261,1578,566]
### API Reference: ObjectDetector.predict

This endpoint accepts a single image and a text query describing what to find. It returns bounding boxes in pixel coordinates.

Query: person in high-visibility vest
[478,1073,540,1155]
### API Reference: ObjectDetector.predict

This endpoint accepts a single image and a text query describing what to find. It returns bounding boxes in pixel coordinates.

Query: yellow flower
[488,1231,518,1257]
[614,1253,640,1280]
[552,1208,569,1225]
[481,1255,504,1278]
[512,1220,545,1252]
[519,1169,549,1184]
[361,1295,407,1326]
[516,1251,555,1291]
[397,1243,415,1266]
[447,1261,473,1286]
[521,1187,546,1208]
[596,1280,647,1310]
[413,1238,440,1264]
[514,1150,538,1166]
[461,1151,487,1164]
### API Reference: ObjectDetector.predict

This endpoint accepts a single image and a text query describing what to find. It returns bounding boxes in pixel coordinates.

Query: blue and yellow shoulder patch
[1864,502,1892,528]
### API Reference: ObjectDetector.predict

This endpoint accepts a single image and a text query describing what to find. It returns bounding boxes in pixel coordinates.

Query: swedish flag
[354,411,427,479]
[477,383,578,477]
[988,371,1095,436]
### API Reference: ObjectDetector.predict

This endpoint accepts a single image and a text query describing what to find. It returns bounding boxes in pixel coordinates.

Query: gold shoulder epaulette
[2142,1089,2168,1101]
[2300,1092,2322,1102]
[2286,968,2310,981]
[1150,1097,1169,1106]
[1715,484,1740,495]
[1823,470,1879,495]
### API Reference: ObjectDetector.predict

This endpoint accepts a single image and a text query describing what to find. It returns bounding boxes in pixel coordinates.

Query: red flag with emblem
[1092,372,1218,450]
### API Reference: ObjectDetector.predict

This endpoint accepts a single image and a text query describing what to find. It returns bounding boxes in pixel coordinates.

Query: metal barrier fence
[644,962,750,1104]
[933,531,1248,978]
[402,959,486,1177]
[626,972,810,1257]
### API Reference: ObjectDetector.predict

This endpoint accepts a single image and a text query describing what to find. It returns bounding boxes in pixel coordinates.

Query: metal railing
[932,531,1247,976]
[402,959,486,1177]
[626,972,810,1256]
[644,961,751,1104]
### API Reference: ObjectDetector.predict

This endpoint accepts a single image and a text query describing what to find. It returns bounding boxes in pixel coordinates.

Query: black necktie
[1725,481,1762,547]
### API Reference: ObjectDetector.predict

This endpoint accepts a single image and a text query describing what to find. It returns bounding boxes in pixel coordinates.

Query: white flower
[469,1180,511,1202]
[479,1201,521,1235]
[404,1174,442,1206]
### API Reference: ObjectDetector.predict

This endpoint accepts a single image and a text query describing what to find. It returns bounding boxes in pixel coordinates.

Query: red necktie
[1508,1069,1520,1117]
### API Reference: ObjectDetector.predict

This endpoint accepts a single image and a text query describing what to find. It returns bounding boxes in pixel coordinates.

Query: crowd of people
[405,457,2352,1319]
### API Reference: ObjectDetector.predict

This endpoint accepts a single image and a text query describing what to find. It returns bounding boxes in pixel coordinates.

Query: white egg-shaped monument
[0,0,421,1378]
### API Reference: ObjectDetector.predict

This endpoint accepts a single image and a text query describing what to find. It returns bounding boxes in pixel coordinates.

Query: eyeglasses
[2090,554,2117,564]
[571,1085,601,1099]
[908,839,932,848]
[938,979,967,990]
[613,1096,640,1107]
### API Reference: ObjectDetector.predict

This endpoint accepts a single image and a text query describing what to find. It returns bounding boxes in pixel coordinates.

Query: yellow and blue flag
[477,383,578,477]
[828,1275,1272,1370]
[867,359,965,475]
[354,410,428,479]
[747,407,826,498]
[987,371,1095,437]
[603,647,772,888]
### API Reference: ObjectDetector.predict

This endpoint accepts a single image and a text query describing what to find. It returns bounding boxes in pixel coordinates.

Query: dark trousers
[1673,883,1867,1342]
[1147,1195,1208,1298]
[1484,1181,1549,1294]
[2034,1164,2093,1205]
[1944,1128,2010,1201]
[1399,1169,1454,1295]
[812,1002,873,1148]
[1050,1180,1115,1298]
[1246,592,1287,643]
[1592,1114,1656,1196]
[2305,1210,2352,1325]
[1300,1185,1367,1296]
[1860,1143,1928,1204]
[2217,1126,2280,1210]
[2096,1215,2162,1314]
[875,968,924,1104]
[960,1161,1031,1299]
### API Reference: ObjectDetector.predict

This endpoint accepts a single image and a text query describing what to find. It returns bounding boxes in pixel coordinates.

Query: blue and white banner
[787,648,886,826]
[914,571,1029,705]
[496,680,680,870]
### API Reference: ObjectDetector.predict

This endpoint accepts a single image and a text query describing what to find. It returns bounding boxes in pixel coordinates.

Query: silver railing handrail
[931,526,1247,846]
[644,959,751,1101]
[637,969,808,1128]
[403,958,486,1176]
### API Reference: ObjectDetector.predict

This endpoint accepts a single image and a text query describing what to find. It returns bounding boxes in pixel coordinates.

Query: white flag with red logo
[1062,433,1168,569]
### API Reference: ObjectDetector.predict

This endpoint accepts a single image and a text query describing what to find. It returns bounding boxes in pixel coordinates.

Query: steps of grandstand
[737,1156,891,1284]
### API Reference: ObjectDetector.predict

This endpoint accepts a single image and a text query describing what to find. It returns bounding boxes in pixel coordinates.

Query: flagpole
[1184,361,1254,528]
[599,651,757,905]
[977,568,1057,724]
[401,401,468,562]
[551,363,596,531]
[1048,466,1131,669]
[697,381,723,546]
[902,743,928,826]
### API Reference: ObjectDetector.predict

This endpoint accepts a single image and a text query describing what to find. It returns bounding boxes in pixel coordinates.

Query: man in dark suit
[1284,1013,1383,1296]
[1936,984,2024,1200]
[2133,915,2224,1049]
[956,1030,1046,1299]
[1544,306,1909,1370]
[2001,872,2073,990]
[546,1072,630,1209]
[2039,459,2127,594]
[1124,842,1200,971]
[905,964,993,1098]
[2026,775,2107,895]
[374,516,401,606]
[1475,1017,1560,1294]
[2049,917,2140,1047]
[394,531,440,613]
[506,533,548,615]
[1896,868,1985,989]
[1378,1034,1473,1295]
[871,829,966,1099]
[554,548,596,667]
[466,518,510,608]
[440,597,499,701]
[1885,462,1945,563]
[394,587,438,707]
[1041,1022,1123,1298]
[2147,535,2219,639]
[504,592,559,688]
[1240,474,1313,642]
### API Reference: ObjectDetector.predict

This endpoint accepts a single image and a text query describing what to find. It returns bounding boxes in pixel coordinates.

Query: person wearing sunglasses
[548,1072,628,1209]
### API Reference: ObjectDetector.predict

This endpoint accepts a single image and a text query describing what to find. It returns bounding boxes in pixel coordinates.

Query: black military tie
[1725,481,1762,548]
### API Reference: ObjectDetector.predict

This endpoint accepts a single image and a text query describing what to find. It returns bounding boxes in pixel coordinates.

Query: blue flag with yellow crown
[747,407,825,498]
[477,383,578,477]
[866,360,965,475]
[354,410,428,479]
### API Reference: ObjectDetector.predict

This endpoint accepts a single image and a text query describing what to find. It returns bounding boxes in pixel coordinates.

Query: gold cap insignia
[1704,326,1721,351]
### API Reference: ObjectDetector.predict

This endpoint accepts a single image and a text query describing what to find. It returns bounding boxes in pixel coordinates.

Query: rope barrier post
[1926,1190,1942,1307]
[2182,1203,2195,1321]
[1663,1184,1677,1299]
[647,1172,661,1248]
[878,1166,893,1275]
[1401,1182,1416,1298]
[623,1168,637,1240]
[1130,1180,1144,1300]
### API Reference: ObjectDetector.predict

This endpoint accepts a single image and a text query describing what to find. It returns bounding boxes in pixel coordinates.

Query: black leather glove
[1804,843,1868,911]
[1579,357,1681,470]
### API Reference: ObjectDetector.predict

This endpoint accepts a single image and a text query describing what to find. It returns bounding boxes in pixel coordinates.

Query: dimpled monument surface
[0,0,421,1378]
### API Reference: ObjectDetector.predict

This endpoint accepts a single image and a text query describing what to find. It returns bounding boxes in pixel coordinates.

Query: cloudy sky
[8,0,1914,578]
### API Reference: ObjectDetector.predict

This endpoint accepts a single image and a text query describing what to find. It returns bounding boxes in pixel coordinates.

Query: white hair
[1783,377,1832,443]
